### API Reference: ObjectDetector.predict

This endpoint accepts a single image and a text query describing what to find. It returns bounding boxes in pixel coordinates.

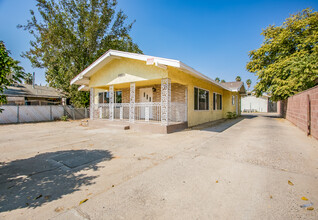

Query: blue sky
[0,0,317,88]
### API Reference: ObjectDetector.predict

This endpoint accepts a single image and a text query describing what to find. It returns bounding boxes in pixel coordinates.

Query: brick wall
[121,83,186,103]
[285,85,318,140]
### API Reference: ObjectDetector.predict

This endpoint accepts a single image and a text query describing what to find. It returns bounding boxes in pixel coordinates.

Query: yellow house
[71,50,246,133]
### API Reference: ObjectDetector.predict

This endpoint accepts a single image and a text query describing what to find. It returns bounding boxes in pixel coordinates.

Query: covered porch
[89,78,188,131]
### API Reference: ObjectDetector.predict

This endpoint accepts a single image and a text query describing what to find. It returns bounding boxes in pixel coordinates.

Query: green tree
[221,79,226,83]
[0,41,25,110]
[235,76,241,82]
[19,0,142,107]
[246,79,252,90]
[246,8,318,101]
[24,73,33,85]
[215,77,220,83]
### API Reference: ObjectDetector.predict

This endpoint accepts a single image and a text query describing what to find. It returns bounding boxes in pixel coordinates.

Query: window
[115,91,122,103]
[98,91,122,104]
[98,92,109,104]
[232,96,235,105]
[194,87,209,110]
[213,93,222,110]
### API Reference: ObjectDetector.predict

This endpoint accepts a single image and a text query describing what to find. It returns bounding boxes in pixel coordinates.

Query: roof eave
[71,50,181,86]
[71,50,232,92]
[179,62,231,91]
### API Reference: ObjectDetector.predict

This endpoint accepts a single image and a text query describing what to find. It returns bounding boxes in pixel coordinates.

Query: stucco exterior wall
[167,67,232,127]
[89,58,241,127]
[89,58,168,88]
[223,91,241,117]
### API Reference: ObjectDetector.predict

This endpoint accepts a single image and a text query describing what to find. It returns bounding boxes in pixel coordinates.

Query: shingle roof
[221,81,244,91]
[3,84,64,98]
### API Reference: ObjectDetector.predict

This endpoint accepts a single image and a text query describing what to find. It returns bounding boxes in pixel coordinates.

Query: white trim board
[71,50,234,92]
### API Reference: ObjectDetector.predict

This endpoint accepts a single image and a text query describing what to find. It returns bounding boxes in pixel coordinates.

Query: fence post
[17,105,19,123]
[50,106,52,121]
[307,94,311,136]
[72,108,75,120]
[85,107,88,118]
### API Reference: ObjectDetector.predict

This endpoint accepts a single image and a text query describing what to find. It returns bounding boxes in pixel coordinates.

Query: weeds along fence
[0,105,89,124]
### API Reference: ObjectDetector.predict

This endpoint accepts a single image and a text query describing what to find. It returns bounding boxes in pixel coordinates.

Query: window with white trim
[98,92,109,104]
[98,91,122,104]
[115,91,122,103]
[213,93,222,110]
[194,87,209,110]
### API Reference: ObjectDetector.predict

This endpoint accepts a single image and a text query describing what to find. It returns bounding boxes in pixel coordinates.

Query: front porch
[89,78,188,133]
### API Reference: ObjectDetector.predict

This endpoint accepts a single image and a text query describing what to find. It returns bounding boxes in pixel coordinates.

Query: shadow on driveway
[0,150,113,212]
[192,115,257,133]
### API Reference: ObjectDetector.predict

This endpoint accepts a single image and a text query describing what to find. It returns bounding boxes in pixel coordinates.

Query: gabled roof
[3,84,64,98]
[221,81,246,93]
[71,50,236,92]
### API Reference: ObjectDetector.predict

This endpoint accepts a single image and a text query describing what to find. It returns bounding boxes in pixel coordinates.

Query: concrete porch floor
[88,119,188,134]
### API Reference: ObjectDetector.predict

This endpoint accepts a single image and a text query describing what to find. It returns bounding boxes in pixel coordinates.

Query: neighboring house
[220,81,246,115]
[3,84,65,105]
[71,50,246,133]
[241,92,277,113]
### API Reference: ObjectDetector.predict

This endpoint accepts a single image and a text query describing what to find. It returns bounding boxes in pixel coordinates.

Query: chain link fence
[0,105,89,124]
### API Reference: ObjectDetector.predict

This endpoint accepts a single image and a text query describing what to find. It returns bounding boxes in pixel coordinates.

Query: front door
[139,88,153,119]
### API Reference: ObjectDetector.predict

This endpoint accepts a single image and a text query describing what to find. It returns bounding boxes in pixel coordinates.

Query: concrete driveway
[0,114,317,219]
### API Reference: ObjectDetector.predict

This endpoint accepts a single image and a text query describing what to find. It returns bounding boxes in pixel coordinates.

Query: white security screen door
[139,88,153,119]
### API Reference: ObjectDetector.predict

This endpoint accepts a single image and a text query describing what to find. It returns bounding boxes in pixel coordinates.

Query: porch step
[88,119,130,130]
[88,119,188,133]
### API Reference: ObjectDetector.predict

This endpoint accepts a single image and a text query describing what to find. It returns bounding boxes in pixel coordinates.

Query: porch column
[185,87,188,122]
[90,87,94,120]
[161,78,171,125]
[109,85,114,120]
[129,82,135,123]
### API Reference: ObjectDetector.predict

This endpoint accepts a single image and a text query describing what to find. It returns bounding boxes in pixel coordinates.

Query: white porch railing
[94,102,187,123]
[135,102,161,122]
[171,102,188,122]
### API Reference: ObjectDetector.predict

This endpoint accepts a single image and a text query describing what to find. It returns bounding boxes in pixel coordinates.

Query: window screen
[213,93,222,110]
[194,87,209,110]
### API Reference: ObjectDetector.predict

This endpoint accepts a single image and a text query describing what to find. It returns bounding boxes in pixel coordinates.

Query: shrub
[232,112,237,118]
[227,112,238,119]
[226,112,233,119]
[60,115,68,121]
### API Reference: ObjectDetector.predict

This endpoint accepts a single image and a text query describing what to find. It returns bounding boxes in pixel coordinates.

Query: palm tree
[246,79,252,91]
[221,79,226,83]
[215,77,220,83]
[235,76,241,82]
[24,73,33,85]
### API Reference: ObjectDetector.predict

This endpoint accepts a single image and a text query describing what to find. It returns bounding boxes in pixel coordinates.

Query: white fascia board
[78,85,89,91]
[71,52,112,85]
[109,50,180,67]
[179,62,231,91]
[72,76,90,85]
[70,49,231,92]
[70,50,180,85]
